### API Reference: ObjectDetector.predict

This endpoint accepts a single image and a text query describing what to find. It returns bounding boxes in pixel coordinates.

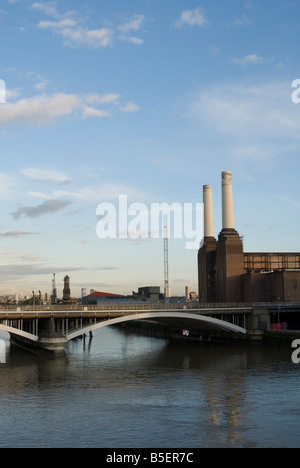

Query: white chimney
[203,185,214,237]
[222,171,235,230]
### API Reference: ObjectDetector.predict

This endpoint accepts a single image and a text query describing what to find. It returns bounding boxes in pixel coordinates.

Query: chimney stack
[203,185,214,238]
[222,171,235,231]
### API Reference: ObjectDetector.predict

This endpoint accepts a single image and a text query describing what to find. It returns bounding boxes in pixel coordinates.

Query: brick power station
[198,172,300,304]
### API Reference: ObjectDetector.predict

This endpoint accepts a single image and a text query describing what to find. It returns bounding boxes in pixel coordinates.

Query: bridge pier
[10,334,68,355]
[7,317,68,355]
[37,336,68,354]
[36,318,68,354]
[246,308,271,341]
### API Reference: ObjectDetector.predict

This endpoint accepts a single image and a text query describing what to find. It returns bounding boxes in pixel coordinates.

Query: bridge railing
[0,302,256,312]
[2,301,300,313]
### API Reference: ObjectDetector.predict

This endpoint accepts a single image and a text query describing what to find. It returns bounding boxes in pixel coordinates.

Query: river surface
[0,327,300,448]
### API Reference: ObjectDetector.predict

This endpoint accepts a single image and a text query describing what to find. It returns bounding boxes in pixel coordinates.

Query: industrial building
[133,287,164,303]
[198,171,300,303]
[81,287,185,305]
[63,276,71,303]
[82,291,129,305]
[82,287,164,305]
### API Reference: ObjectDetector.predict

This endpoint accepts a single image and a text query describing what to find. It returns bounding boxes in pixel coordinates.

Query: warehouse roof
[88,291,125,298]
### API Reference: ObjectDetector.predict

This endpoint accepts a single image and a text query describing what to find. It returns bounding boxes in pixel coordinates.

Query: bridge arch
[66,312,246,341]
[0,324,38,343]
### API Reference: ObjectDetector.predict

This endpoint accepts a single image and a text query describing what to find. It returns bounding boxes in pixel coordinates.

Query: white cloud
[84,93,119,105]
[38,18,79,30]
[20,254,45,262]
[233,54,263,66]
[190,81,300,140]
[0,93,81,126]
[22,168,73,185]
[0,173,17,199]
[0,92,139,127]
[28,191,49,199]
[0,264,85,279]
[277,195,300,208]
[6,89,21,100]
[33,6,145,48]
[175,8,208,28]
[0,231,38,238]
[60,26,114,49]
[55,183,148,203]
[83,106,110,119]
[33,79,48,91]
[233,144,290,163]
[119,101,141,113]
[30,2,61,19]
[235,14,250,26]
[25,183,150,204]
[118,14,145,32]
[119,36,144,45]
[35,6,114,49]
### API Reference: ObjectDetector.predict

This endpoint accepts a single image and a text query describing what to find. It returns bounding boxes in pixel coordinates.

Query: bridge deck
[0,306,253,320]
[0,305,261,352]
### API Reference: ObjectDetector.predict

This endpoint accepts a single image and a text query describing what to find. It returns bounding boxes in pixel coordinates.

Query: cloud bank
[0,92,139,127]
[11,199,73,219]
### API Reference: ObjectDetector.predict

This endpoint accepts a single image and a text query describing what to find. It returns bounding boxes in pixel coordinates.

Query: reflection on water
[0,328,299,448]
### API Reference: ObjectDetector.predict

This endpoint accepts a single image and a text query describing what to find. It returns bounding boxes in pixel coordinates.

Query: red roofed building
[82,291,130,305]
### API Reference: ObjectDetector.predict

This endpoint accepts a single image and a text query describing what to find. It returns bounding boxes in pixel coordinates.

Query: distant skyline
[1,0,300,297]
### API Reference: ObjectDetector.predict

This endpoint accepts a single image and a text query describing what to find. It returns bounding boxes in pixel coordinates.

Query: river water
[0,327,300,448]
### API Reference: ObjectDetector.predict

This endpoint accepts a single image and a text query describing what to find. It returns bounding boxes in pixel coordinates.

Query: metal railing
[0,302,257,312]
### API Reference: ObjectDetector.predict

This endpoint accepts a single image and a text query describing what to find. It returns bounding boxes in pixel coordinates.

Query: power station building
[198,172,300,303]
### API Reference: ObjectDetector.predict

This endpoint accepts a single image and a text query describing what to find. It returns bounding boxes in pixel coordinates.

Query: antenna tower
[163,215,169,305]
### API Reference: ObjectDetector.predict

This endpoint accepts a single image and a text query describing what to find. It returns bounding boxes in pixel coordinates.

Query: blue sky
[0,0,300,298]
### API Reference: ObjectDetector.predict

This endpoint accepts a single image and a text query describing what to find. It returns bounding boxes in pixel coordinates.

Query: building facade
[198,172,300,303]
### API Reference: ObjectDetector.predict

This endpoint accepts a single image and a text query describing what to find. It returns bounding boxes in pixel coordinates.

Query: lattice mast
[163,215,169,305]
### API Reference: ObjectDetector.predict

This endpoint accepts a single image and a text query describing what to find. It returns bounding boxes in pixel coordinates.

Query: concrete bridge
[0,305,251,354]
